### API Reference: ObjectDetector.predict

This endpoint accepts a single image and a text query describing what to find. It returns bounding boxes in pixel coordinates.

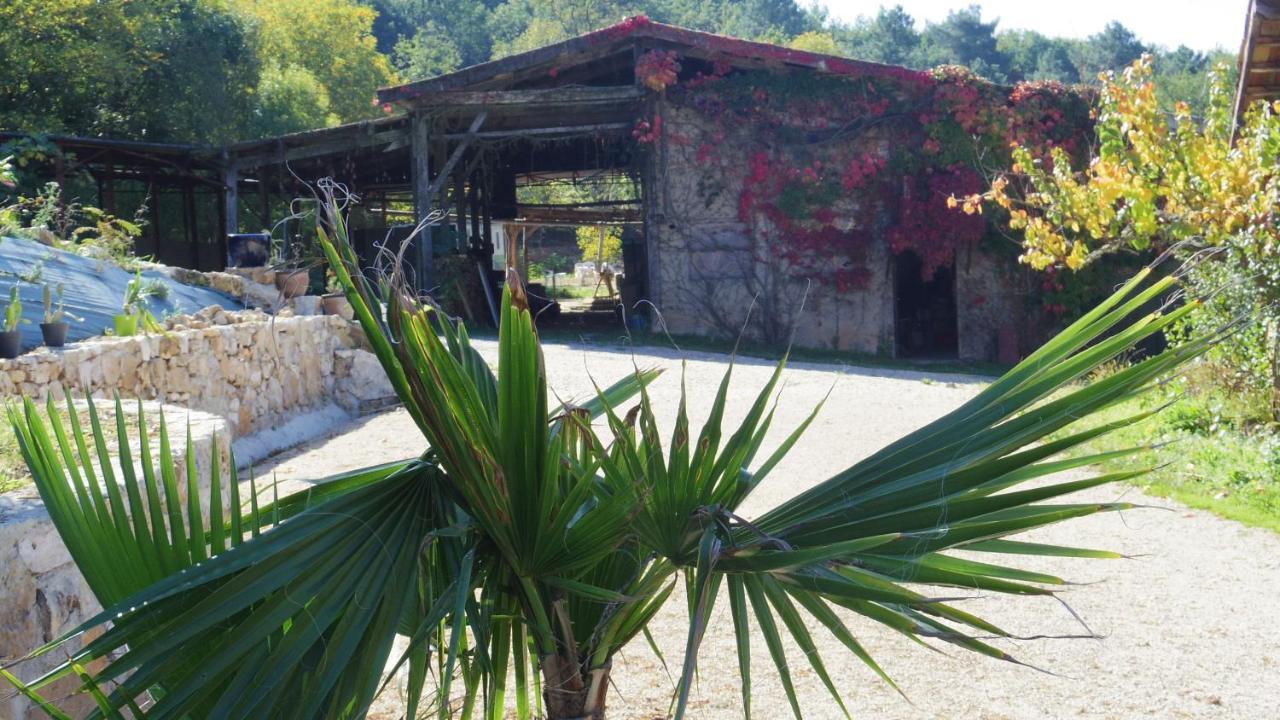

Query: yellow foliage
[978,55,1280,272]
[787,32,841,56]
[575,226,623,266]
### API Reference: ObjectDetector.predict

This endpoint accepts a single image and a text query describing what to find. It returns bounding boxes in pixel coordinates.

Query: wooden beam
[426,112,488,200]
[418,85,642,108]
[234,127,410,169]
[440,121,630,141]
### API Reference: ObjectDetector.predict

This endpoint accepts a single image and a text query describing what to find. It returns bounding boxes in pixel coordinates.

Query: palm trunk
[542,655,610,719]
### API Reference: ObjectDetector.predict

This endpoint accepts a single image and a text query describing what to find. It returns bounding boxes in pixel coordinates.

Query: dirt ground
[255,339,1280,719]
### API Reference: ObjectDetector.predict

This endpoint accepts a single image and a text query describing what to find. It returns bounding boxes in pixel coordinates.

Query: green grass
[0,405,73,493]
[0,402,150,495]
[0,422,26,493]
[540,284,596,300]
[1055,367,1280,533]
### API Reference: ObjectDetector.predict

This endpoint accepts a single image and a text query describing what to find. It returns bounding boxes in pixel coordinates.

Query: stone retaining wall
[0,306,385,437]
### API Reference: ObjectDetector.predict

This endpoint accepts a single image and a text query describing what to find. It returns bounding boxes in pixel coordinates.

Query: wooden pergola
[0,132,230,269]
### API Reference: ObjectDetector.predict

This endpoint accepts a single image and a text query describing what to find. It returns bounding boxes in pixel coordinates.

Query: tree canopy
[0,0,1235,144]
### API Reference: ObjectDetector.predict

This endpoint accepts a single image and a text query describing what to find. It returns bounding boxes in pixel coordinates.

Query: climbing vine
[637,49,1094,291]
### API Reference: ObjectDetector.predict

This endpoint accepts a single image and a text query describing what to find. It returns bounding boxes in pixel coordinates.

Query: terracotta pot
[113,314,139,337]
[275,269,310,298]
[41,322,69,347]
[0,330,21,359]
[321,293,353,320]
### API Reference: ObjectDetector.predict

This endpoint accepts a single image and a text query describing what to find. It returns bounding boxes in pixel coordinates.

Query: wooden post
[411,109,434,292]
[481,175,492,259]
[454,169,466,252]
[259,167,271,231]
[148,175,161,259]
[216,172,227,270]
[223,159,239,236]
[182,178,198,268]
[103,163,117,216]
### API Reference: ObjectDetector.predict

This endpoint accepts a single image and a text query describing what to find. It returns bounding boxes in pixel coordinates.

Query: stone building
[373,18,1095,361]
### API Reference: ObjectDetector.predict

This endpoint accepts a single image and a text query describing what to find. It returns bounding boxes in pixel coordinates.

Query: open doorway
[893,251,958,359]
[501,168,643,329]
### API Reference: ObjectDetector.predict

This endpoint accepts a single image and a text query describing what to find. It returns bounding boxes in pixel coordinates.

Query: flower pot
[321,293,353,320]
[41,321,69,347]
[113,314,139,337]
[0,330,21,359]
[275,269,310,299]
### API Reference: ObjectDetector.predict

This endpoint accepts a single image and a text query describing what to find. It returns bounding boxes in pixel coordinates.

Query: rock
[16,522,73,575]
[334,349,396,411]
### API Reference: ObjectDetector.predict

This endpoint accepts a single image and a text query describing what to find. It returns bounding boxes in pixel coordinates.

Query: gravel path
[254,339,1280,719]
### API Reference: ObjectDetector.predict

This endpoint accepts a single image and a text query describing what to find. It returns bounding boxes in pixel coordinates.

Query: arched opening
[893,251,958,359]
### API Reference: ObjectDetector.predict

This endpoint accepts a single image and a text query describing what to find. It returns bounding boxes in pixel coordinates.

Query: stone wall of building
[646,102,871,354]
[635,63,1095,363]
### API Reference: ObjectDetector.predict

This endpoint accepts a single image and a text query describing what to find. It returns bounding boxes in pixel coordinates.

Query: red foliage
[887,167,986,280]
[587,14,651,44]
[636,50,681,92]
[647,49,1092,289]
[632,115,662,143]
[735,150,879,289]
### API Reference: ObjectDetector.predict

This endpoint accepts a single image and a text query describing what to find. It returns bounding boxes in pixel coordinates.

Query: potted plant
[1,285,26,359]
[40,282,74,347]
[114,271,166,337]
[274,267,310,298]
[272,235,313,299]
[320,270,352,318]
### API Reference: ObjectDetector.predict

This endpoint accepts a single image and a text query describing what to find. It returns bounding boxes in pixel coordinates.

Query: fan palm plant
[3,188,1228,719]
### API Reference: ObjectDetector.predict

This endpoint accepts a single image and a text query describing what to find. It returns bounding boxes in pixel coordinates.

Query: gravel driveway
[255,339,1280,719]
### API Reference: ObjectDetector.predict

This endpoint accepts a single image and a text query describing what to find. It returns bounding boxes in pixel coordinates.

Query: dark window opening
[894,251,958,359]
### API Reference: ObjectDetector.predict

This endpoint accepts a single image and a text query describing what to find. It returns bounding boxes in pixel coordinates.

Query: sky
[813,1,1251,53]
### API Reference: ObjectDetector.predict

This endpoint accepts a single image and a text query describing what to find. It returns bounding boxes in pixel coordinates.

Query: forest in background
[1,1,1235,145]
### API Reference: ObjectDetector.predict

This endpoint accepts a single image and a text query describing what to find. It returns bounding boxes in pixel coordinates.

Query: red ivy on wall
[887,167,986,280]
[657,57,1092,289]
[636,50,681,92]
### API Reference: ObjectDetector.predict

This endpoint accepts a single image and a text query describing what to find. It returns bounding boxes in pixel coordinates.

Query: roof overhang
[378,17,932,105]
[1235,0,1280,124]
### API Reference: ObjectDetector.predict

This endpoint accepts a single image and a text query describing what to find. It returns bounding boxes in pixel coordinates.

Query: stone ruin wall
[645,96,1033,362]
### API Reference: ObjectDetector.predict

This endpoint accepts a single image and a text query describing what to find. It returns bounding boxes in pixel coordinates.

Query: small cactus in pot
[40,283,75,347]
[1,286,28,359]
